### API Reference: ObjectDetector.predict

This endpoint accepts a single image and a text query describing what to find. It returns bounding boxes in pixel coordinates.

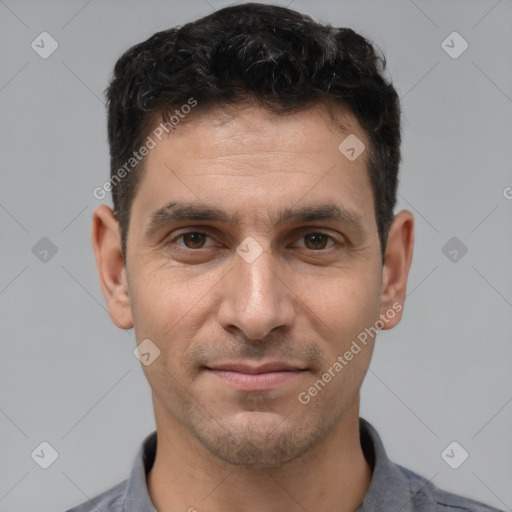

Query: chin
[193,412,322,467]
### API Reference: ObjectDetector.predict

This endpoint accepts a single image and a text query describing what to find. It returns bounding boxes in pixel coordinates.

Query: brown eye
[181,233,208,249]
[303,233,330,250]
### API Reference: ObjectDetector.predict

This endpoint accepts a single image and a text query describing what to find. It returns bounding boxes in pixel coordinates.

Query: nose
[216,244,296,340]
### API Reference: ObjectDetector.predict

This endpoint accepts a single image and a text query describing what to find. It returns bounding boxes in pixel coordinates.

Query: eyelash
[166,230,342,253]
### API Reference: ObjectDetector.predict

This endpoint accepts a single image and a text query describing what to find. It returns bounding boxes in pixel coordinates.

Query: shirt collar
[123,430,157,512]
[122,418,412,512]
[357,417,414,512]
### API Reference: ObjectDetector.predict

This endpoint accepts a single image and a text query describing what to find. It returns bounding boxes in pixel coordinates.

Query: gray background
[0,0,511,510]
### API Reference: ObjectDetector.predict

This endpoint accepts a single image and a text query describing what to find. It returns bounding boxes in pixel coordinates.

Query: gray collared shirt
[66,418,503,511]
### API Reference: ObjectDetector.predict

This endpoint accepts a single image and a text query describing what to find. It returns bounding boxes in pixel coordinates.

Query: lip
[207,362,306,374]
[204,362,307,391]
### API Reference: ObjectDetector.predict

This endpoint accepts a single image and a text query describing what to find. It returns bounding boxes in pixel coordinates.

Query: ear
[91,204,133,329]
[379,209,414,329]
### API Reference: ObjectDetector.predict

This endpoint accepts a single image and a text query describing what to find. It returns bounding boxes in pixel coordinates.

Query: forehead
[132,102,375,231]
[152,101,366,163]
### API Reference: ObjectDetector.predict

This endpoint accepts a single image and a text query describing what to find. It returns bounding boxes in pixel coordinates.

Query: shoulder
[397,464,505,512]
[65,479,127,512]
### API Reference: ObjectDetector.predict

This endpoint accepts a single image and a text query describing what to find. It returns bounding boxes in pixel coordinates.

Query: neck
[147,400,373,512]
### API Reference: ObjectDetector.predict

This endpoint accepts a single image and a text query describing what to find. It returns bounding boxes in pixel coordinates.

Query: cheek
[298,266,381,346]
[129,265,222,364]
[131,264,198,327]
[298,275,378,411]
[128,271,199,398]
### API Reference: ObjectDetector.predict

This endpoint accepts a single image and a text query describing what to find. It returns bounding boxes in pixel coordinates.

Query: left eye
[296,233,335,251]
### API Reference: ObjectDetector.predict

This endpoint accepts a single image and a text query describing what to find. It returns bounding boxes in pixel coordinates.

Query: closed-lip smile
[204,361,308,391]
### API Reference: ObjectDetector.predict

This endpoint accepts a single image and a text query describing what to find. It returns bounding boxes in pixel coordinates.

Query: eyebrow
[145,201,368,237]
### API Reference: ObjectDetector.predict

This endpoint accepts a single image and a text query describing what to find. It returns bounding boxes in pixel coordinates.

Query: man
[70,3,502,511]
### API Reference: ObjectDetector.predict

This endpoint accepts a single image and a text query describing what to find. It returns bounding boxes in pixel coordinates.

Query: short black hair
[105,2,401,263]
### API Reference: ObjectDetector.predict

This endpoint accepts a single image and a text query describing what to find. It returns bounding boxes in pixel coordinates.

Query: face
[93,102,412,467]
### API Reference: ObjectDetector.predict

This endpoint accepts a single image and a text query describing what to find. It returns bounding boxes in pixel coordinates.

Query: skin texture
[92,102,414,512]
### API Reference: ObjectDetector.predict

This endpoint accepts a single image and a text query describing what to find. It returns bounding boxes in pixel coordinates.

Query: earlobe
[379,209,414,330]
[91,205,134,329]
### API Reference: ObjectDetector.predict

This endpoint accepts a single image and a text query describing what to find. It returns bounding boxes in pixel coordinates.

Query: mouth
[204,362,308,391]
